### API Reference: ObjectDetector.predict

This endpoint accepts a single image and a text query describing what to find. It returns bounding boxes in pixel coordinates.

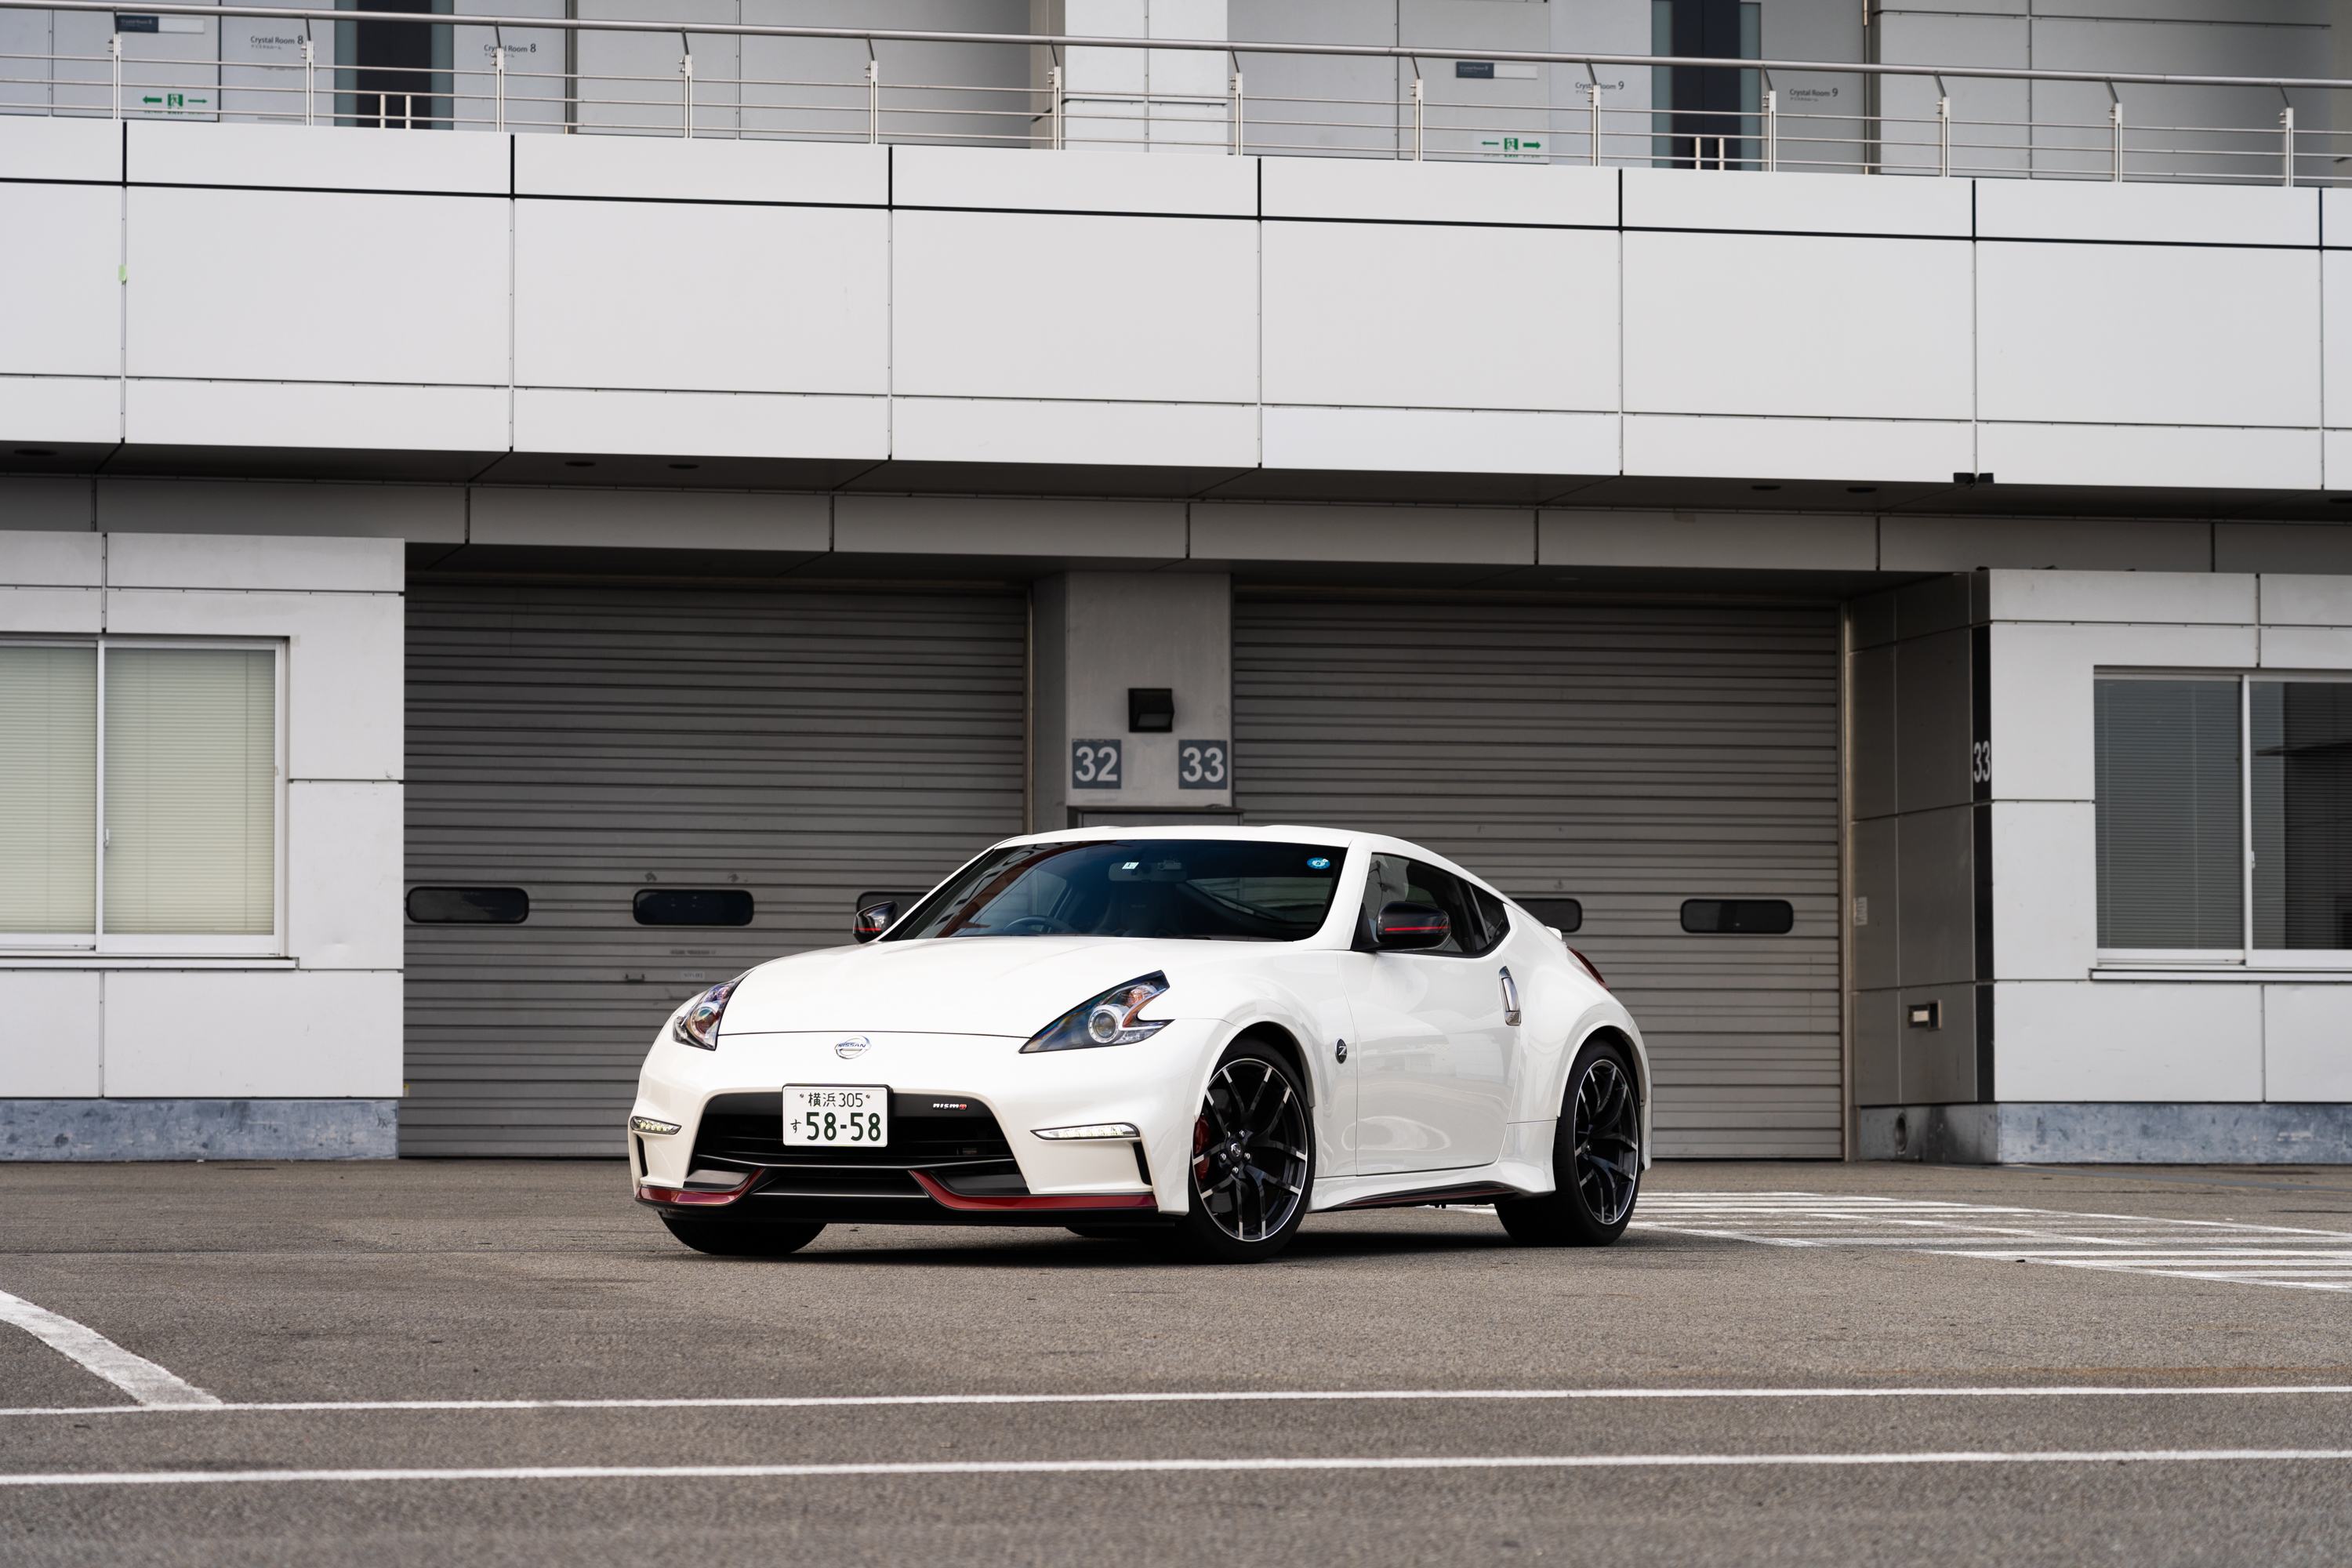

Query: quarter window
[0,640,281,952]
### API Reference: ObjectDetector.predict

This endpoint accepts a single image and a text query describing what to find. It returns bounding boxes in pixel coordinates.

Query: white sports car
[627,826,1649,1263]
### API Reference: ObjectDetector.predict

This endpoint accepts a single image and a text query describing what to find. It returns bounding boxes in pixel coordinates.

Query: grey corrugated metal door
[1233,596,1840,1159]
[403,583,1027,1156]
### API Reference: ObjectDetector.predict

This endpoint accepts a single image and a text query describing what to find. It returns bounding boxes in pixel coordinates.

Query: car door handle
[1498,967,1521,1025]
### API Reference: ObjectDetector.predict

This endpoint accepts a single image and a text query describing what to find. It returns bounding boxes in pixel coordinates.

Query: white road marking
[1633,1193,2352,1292]
[2,1384,2347,1420]
[0,1289,221,1409]
[7,1448,2352,1488]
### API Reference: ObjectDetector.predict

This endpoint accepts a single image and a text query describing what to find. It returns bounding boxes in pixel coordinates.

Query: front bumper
[629,1025,1218,1227]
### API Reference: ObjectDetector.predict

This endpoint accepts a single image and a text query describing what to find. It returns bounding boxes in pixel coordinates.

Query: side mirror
[1374,901,1450,951]
[852,902,897,943]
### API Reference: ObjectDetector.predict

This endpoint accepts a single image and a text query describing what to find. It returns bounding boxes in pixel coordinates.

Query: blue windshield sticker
[1308,857,1330,869]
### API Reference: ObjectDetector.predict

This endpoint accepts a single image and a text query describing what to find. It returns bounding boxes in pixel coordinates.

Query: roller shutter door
[1233,596,1841,1159]
[403,583,1027,1156]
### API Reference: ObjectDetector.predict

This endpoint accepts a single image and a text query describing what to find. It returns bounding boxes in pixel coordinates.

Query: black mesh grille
[691,1092,1014,1171]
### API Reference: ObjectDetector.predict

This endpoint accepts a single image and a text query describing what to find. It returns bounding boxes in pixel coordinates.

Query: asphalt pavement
[5,1158,2352,1565]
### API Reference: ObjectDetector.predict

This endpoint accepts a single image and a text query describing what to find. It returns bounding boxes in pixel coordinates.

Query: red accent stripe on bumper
[637,1174,757,1207]
[909,1171,1158,1213]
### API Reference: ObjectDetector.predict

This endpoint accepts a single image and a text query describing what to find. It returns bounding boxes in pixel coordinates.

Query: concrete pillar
[1030,572,1232,830]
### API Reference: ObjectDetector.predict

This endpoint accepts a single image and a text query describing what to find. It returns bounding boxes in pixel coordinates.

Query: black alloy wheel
[1495,1038,1642,1247]
[659,1216,826,1257]
[1160,1044,1314,1263]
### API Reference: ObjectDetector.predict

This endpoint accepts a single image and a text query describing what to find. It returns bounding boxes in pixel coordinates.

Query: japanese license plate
[782,1086,889,1147]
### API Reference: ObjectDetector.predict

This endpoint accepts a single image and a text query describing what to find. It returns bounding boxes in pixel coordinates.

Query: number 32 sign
[1072,739,1123,789]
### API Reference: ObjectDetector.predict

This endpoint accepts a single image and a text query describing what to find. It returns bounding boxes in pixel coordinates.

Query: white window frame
[0,635,288,960]
[2094,666,2352,974]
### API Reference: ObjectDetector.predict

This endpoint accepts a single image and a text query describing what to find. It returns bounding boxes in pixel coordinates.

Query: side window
[1363,854,1503,956]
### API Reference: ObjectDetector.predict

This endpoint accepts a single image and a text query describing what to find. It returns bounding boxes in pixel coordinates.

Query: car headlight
[670,979,740,1051]
[1022,972,1171,1054]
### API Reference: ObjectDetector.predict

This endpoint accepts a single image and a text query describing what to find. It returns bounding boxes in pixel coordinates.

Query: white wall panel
[2259,625,2352,666]
[835,495,1186,560]
[1261,156,1615,226]
[128,188,509,385]
[1988,568,2256,626]
[513,387,888,460]
[126,379,507,453]
[107,531,401,593]
[1987,619,2257,803]
[1978,242,2320,429]
[1626,233,1972,419]
[287,780,401,971]
[0,971,102,1096]
[2265,985,2352,1102]
[893,211,1256,403]
[1264,223,1613,412]
[127,119,507,194]
[1980,422,2321,491]
[0,376,118,446]
[1540,510,1874,572]
[1621,165,1971,238]
[516,203,887,394]
[1624,415,1973,483]
[0,530,102,585]
[891,396,1257,467]
[2326,427,2352,486]
[516,133,884,204]
[0,185,121,377]
[0,114,120,181]
[1978,177,2316,247]
[2323,251,2352,430]
[2260,574,2352,624]
[1998,980,2263,1102]
[0,587,102,633]
[470,486,829,554]
[1884,515,2214,573]
[1991,801,2096,979]
[895,143,1255,216]
[1192,503,1531,564]
[1264,405,1617,474]
[103,587,403,781]
[103,968,401,1098]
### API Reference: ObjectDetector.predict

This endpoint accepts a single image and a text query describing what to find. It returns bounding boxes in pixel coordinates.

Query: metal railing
[6,0,2352,186]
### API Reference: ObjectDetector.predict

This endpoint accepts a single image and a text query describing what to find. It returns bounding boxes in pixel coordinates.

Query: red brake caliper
[1192,1114,1212,1184]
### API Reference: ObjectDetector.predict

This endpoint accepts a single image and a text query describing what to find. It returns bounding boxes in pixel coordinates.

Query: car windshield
[885,840,1348,942]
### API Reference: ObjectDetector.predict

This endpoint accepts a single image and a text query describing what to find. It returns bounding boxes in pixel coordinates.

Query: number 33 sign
[1178,739,1228,789]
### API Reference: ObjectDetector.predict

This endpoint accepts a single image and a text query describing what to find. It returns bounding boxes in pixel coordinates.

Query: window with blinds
[0,645,97,936]
[2094,677,2243,949]
[2252,681,2352,952]
[0,640,279,949]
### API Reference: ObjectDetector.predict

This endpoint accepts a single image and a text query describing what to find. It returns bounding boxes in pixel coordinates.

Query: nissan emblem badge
[834,1036,871,1059]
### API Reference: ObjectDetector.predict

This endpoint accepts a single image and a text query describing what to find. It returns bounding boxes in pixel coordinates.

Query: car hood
[716,936,1242,1040]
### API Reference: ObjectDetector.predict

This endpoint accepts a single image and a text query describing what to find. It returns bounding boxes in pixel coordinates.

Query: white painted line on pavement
[8,1448,2352,1488]
[0,1289,220,1410]
[2,1383,2348,1420]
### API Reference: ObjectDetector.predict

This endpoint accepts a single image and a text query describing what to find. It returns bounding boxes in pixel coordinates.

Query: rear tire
[659,1216,826,1257]
[1156,1041,1316,1264]
[1496,1037,1641,1247]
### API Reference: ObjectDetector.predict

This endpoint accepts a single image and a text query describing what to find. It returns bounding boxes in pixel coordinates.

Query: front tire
[659,1216,826,1257]
[1156,1042,1315,1264]
[1496,1038,1641,1247]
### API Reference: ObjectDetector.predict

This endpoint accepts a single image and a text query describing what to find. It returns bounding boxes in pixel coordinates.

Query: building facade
[4,0,2352,1163]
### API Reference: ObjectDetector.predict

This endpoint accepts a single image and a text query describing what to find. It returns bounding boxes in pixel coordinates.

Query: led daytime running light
[1022,972,1171,1054]
[1034,1122,1142,1141]
[671,978,740,1050]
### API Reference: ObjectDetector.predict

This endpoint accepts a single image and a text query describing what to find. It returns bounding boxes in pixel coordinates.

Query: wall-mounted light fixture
[1128,688,1174,733]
